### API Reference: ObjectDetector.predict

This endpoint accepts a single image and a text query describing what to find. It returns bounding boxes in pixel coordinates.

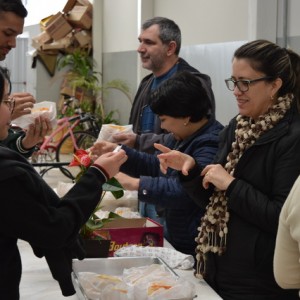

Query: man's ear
[167,41,177,56]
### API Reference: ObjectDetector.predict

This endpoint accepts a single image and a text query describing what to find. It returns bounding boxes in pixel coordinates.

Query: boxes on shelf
[66,5,92,30]
[41,34,73,50]
[95,218,163,257]
[45,12,73,41]
[63,0,92,13]
[74,30,92,47]
[31,31,52,50]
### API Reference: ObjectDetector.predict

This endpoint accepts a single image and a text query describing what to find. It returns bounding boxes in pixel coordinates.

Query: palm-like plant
[57,49,100,94]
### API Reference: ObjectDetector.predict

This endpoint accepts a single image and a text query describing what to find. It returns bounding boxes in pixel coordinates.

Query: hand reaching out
[115,172,140,191]
[154,143,196,175]
[90,141,118,158]
[94,150,127,179]
[112,132,137,148]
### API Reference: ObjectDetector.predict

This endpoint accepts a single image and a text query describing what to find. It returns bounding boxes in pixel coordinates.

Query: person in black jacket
[155,40,300,300]
[0,67,128,299]
[112,16,216,226]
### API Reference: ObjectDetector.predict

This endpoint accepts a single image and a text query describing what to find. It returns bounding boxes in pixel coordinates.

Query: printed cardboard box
[96,218,163,257]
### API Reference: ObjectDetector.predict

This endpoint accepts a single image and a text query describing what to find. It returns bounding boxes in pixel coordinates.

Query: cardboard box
[33,31,52,44]
[31,31,52,50]
[45,12,73,40]
[96,218,163,257]
[63,0,92,13]
[74,29,91,47]
[66,5,92,30]
[41,34,72,50]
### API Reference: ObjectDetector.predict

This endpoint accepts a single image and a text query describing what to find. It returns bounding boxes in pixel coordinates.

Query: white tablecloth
[19,239,222,299]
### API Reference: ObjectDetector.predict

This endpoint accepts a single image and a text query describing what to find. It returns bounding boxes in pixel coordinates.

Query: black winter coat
[0,146,106,299]
[181,105,300,300]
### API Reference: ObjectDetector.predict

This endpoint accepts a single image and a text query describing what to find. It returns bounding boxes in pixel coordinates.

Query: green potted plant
[57,48,100,112]
[57,49,132,119]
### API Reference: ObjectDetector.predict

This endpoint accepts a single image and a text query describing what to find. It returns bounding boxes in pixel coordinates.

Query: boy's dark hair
[0,0,28,18]
[150,71,211,122]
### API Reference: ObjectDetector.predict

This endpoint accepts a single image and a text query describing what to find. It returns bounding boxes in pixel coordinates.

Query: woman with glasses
[0,66,52,157]
[0,67,128,299]
[154,40,300,300]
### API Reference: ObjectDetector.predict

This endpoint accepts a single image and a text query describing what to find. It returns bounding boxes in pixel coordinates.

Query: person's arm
[226,130,300,236]
[2,116,52,157]
[0,150,127,248]
[274,176,300,289]
[1,128,34,158]
[135,132,172,153]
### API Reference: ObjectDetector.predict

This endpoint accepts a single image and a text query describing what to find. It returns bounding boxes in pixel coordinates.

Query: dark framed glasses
[225,76,274,92]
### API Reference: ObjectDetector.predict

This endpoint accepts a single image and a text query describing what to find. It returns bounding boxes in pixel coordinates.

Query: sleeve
[120,145,161,177]
[226,129,300,235]
[138,175,193,209]
[274,176,300,289]
[0,166,106,249]
[1,129,35,158]
[135,133,172,153]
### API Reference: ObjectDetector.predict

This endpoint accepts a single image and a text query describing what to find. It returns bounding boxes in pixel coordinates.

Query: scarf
[194,93,293,278]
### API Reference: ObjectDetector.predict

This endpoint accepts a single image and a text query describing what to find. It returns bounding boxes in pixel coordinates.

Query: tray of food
[72,256,196,299]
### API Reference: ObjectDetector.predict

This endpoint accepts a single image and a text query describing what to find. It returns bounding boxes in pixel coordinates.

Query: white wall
[101,0,250,53]
[24,0,65,26]
[17,0,300,125]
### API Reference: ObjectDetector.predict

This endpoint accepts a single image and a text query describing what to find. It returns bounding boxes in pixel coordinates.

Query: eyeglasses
[2,98,15,112]
[225,76,274,92]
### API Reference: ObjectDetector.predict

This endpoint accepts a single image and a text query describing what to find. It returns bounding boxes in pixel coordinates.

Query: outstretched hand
[112,132,136,148]
[154,143,196,175]
[90,141,118,158]
[94,150,127,179]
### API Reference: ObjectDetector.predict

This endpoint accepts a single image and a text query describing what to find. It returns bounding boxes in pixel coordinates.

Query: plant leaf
[103,177,124,199]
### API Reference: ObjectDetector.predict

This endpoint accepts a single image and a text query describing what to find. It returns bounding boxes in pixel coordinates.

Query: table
[19,239,222,300]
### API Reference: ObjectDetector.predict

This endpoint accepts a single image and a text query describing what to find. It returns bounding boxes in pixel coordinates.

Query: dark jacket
[130,58,216,153]
[180,105,300,300]
[0,127,35,158]
[0,146,106,299]
[120,118,223,256]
